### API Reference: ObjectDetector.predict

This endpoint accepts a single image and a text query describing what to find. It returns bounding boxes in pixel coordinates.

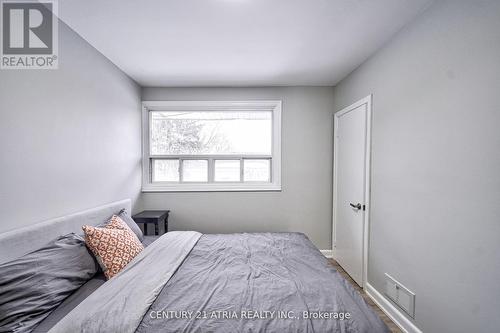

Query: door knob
[350,203,362,210]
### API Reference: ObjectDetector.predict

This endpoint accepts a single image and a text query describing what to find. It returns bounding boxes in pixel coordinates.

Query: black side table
[132,210,170,236]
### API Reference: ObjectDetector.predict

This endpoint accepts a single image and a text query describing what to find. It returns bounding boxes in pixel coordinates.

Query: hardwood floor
[327,259,402,333]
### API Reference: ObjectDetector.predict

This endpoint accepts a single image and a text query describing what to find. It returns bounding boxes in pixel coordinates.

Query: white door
[333,96,371,287]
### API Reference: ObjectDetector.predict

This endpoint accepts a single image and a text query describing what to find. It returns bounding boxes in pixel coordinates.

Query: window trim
[141,100,282,192]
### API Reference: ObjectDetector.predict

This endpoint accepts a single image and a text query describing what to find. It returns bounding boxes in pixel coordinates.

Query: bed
[0,200,389,333]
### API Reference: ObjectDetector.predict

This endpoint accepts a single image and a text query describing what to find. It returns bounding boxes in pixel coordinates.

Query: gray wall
[0,22,142,233]
[332,1,500,332]
[140,87,335,249]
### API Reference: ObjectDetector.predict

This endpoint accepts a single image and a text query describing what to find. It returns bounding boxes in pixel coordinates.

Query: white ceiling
[59,0,433,87]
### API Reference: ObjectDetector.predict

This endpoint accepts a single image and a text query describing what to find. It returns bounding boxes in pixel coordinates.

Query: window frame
[141,100,282,192]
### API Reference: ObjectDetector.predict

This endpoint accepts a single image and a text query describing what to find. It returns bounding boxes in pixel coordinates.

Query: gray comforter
[50,232,389,333]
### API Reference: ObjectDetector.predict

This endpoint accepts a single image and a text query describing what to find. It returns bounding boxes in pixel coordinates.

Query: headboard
[0,199,131,264]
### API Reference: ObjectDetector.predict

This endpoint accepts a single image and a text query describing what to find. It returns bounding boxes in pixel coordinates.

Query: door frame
[332,94,372,289]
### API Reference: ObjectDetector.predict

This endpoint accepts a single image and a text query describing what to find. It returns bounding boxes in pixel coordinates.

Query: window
[142,101,281,192]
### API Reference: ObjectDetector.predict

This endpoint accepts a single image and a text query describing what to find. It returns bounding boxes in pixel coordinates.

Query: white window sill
[142,183,282,193]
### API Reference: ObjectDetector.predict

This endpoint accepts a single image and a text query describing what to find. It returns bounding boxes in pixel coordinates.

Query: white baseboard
[320,249,333,258]
[365,283,422,333]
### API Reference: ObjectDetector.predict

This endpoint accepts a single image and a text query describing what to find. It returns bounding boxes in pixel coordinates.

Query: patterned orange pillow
[82,216,144,279]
